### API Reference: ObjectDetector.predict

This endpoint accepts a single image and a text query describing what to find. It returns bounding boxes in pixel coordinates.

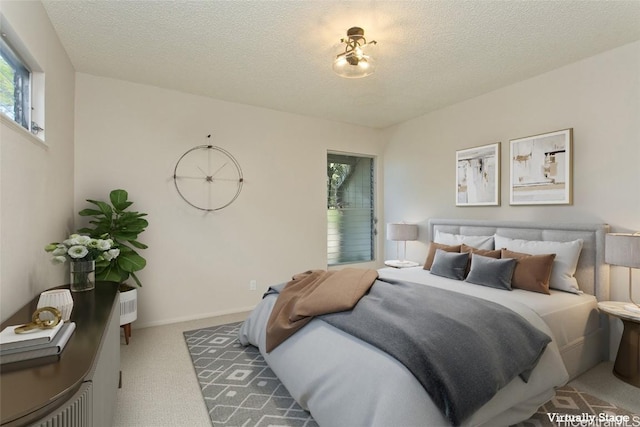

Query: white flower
[52,247,67,256]
[51,256,67,264]
[96,239,112,251]
[64,234,81,246]
[103,248,120,261]
[46,233,125,265]
[76,235,92,245]
[68,245,89,259]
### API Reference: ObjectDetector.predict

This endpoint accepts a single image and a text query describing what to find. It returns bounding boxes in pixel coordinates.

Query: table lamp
[385,223,419,268]
[605,233,640,313]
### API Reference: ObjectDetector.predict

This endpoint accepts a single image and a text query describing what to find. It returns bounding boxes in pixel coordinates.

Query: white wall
[0,1,75,322]
[384,41,640,296]
[383,41,640,359]
[74,74,385,327]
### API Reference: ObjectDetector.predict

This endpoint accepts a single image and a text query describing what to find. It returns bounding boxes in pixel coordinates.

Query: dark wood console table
[1,283,120,426]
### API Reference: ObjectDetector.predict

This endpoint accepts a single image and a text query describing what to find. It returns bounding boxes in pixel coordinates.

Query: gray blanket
[317,278,551,426]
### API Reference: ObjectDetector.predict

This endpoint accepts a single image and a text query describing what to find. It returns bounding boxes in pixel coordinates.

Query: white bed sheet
[239,269,570,427]
[378,267,600,354]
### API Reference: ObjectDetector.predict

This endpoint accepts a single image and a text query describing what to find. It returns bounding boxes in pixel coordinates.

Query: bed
[238,219,610,426]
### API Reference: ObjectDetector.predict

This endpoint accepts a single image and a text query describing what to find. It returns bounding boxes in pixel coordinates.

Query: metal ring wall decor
[173,140,244,212]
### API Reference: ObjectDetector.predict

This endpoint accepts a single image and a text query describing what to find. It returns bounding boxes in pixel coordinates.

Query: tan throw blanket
[265,268,378,352]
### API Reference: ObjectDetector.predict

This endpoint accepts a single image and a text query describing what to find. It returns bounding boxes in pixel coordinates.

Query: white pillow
[434,231,494,250]
[494,235,584,294]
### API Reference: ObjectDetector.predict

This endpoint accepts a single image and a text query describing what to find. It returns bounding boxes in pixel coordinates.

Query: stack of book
[0,320,76,365]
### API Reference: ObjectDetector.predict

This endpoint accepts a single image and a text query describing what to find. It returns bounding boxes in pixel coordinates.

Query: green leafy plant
[77,189,148,286]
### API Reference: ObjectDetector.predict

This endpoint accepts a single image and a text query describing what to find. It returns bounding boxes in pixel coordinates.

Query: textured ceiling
[41,0,640,129]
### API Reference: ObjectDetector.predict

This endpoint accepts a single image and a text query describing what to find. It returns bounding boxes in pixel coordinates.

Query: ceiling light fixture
[333,27,377,79]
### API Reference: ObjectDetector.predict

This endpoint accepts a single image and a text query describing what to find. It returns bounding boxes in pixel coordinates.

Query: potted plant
[78,189,148,286]
[77,189,148,343]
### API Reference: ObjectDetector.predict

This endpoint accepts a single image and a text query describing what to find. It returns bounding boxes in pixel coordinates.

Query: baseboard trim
[134,306,256,329]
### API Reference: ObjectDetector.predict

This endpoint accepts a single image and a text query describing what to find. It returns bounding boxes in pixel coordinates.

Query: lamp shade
[333,54,376,78]
[605,233,640,268]
[387,223,418,241]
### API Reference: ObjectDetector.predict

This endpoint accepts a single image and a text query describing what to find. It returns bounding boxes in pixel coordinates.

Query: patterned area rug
[185,322,636,427]
[513,386,638,427]
[184,322,318,427]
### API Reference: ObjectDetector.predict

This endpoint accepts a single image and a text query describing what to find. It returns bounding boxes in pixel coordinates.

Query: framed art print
[456,142,500,206]
[509,128,572,205]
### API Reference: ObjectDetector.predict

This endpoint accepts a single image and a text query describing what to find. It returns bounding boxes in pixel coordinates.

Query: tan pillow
[461,244,501,275]
[501,249,556,295]
[423,243,461,270]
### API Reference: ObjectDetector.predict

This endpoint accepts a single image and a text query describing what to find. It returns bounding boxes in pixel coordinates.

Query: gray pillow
[430,249,469,280]
[465,254,517,290]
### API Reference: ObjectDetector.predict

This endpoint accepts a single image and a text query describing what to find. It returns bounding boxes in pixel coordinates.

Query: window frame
[327,151,377,266]
[0,13,45,144]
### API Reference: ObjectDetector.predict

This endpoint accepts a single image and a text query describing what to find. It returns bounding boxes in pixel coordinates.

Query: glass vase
[70,260,95,292]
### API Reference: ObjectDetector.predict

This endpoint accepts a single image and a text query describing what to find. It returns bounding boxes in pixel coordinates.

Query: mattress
[378,267,600,373]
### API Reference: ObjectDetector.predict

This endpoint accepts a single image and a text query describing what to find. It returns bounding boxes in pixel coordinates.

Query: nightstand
[597,301,640,387]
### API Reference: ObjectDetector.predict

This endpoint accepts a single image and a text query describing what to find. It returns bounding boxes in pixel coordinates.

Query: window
[327,153,376,265]
[0,35,30,130]
[0,14,43,140]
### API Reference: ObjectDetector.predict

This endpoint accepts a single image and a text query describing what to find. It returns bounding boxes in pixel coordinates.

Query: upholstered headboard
[428,218,610,301]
